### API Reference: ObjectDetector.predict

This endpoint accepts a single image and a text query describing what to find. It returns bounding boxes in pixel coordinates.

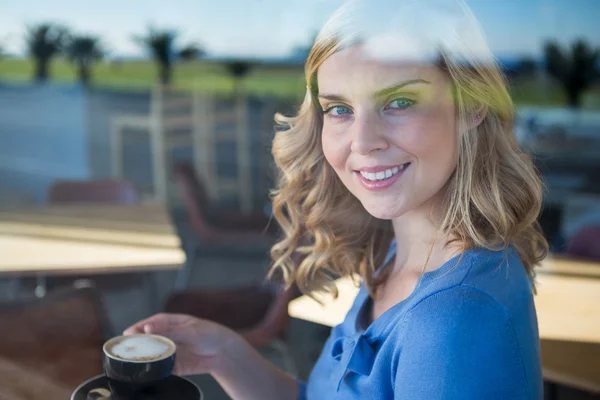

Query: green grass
[0,58,307,99]
[506,77,600,110]
[510,79,567,107]
[1,58,599,109]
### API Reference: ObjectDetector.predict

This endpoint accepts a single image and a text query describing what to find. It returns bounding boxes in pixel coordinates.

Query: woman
[125,0,548,398]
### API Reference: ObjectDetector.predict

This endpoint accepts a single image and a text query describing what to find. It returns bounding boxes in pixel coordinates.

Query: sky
[0,0,598,59]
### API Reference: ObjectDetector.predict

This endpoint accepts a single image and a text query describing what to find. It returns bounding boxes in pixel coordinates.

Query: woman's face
[318,46,459,220]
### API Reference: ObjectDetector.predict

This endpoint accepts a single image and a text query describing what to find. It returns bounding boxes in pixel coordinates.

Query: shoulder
[384,248,541,398]
[402,284,512,341]
[460,246,533,296]
[417,246,535,324]
[401,246,535,347]
[401,247,534,331]
[393,286,535,398]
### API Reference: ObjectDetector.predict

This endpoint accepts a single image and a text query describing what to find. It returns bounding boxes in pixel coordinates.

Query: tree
[25,23,69,82]
[134,27,178,85]
[544,39,600,108]
[65,35,104,85]
[224,60,253,93]
[178,44,205,62]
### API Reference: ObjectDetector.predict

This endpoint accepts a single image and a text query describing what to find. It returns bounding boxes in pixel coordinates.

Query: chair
[0,281,112,392]
[48,179,139,204]
[0,355,72,399]
[173,163,277,289]
[165,283,299,374]
[166,239,309,374]
[175,162,278,240]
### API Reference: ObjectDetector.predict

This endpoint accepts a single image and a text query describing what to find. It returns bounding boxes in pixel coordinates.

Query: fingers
[123,313,191,336]
[123,315,153,335]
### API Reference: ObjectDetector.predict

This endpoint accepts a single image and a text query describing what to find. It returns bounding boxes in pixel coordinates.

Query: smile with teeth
[359,163,410,181]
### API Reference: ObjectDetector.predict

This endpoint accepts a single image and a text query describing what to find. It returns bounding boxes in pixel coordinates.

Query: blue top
[298,242,542,399]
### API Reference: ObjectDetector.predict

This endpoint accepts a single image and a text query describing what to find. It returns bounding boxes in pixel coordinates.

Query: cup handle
[86,387,112,400]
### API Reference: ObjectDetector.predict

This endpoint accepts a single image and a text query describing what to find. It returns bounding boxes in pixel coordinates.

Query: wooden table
[0,204,186,300]
[289,255,600,393]
[0,204,185,276]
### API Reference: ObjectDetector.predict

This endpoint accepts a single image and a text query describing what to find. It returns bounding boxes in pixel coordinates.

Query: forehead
[316,45,449,95]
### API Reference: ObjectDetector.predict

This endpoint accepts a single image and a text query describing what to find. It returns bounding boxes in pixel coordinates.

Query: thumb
[124,313,194,340]
[143,321,190,343]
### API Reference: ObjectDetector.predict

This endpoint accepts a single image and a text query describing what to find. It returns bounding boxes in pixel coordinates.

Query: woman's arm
[124,313,301,400]
[212,332,301,400]
[393,286,539,400]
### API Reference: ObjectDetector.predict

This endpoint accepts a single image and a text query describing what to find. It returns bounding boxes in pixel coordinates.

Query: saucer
[71,374,203,400]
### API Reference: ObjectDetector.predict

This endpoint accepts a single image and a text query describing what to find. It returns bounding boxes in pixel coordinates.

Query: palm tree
[224,60,253,93]
[544,39,600,108]
[25,23,69,82]
[66,35,104,85]
[179,44,205,62]
[134,27,178,85]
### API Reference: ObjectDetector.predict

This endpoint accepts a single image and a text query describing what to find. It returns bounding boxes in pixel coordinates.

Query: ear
[466,105,488,130]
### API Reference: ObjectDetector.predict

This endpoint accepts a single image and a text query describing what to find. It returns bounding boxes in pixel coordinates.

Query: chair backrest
[48,179,139,204]
[165,284,274,331]
[566,225,600,260]
[174,163,214,239]
[240,240,307,347]
[241,284,299,348]
[0,283,112,391]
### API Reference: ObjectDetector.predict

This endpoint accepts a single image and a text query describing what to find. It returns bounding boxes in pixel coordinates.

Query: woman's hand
[123,313,236,376]
[124,313,299,400]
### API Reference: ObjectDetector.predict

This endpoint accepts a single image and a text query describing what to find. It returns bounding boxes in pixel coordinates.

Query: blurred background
[0,0,598,399]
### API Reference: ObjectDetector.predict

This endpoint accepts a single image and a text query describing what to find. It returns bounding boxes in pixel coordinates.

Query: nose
[350,112,388,155]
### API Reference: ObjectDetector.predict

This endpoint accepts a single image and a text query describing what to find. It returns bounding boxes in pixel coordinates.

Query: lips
[358,163,410,181]
[355,162,410,191]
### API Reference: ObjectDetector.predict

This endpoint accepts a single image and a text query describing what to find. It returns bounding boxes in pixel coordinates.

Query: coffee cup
[102,334,176,399]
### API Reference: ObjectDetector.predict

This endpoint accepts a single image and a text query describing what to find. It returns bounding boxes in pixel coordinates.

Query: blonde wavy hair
[268,0,548,296]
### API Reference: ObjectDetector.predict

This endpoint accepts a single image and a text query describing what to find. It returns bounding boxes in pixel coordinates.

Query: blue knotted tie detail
[330,333,376,391]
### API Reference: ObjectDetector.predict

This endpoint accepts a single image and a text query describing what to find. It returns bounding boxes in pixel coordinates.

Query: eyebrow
[317,79,431,102]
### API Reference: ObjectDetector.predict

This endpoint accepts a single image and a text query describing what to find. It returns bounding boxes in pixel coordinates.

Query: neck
[389,199,460,276]
[391,210,438,270]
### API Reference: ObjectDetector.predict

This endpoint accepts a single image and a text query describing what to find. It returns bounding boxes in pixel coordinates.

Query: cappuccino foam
[107,336,173,362]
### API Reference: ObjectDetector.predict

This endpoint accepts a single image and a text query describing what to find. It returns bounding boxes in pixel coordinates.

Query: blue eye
[323,105,352,117]
[386,98,415,110]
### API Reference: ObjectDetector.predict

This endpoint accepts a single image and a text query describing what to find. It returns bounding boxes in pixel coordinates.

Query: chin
[360,199,407,220]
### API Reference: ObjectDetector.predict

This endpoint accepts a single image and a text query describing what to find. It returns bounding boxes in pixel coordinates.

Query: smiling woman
[267,0,548,398]
[270,0,547,295]
[123,0,548,399]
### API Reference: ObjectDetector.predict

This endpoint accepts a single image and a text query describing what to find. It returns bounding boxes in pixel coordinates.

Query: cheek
[400,108,457,162]
[321,128,348,170]
[392,125,452,162]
